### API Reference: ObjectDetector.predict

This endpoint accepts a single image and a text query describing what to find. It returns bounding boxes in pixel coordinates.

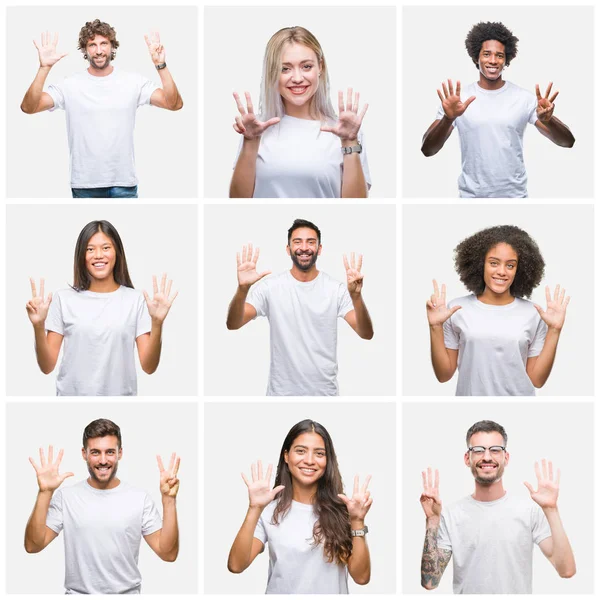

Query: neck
[292,482,318,504]
[473,480,506,502]
[477,287,514,306]
[87,476,120,490]
[88,64,114,78]
[290,266,319,282]
[283,99,315,120]
[478,73,505,91]
[88,277,119,293]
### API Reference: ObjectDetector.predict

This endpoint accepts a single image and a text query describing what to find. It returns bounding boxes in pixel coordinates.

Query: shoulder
[254,271,287,290]
[53,287,79,301]
[260,500,278,522]
[57,479,87,498]
[506,81,536,100]
[448,294,474,308]
[513,297,539,314]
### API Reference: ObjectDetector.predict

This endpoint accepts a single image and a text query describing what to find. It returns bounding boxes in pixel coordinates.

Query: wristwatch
[351,526,369,537]
[155,62,167,70]
[342,144,362,155]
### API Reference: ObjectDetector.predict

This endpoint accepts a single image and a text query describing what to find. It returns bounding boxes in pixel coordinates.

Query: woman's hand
[534,285,570,331]
[143,274,178,325]
[338,475,373,523]
[241,460,284,510]
[232,92,280,140]
[320,88,368,144]
[26,278,52,327]
[426,279,461,327]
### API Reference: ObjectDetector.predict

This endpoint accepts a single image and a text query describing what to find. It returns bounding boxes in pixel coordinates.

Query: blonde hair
[259,26,336,122]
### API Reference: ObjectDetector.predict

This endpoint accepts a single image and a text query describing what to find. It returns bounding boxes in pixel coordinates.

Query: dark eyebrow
[292,237,317,242]
[488,256,517,262]
[293,444,326,451]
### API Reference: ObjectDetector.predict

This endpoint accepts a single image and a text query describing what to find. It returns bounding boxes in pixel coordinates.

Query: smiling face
[82,435,122,489]
[287,226,322,271]
[478,40,506,82]
[483,243,518,296]
[86,34,113,70]
[464,431,509,485]
[284,431,327,488]
[85,231,117,283]
[278,42,321,115]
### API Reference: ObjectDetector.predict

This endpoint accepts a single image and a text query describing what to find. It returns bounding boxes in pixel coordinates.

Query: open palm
[232,92,280,140]
[524,459,559,509]
[29,445,74,492]
[437,79,475,120]
[33,31,68,68]
[534,285,569,330]
[420,467,442,519]
[338,475,373,520]
[236,243,271,288]
[321,88,368,142]
[143,274,178,324]
[242,460,284,509]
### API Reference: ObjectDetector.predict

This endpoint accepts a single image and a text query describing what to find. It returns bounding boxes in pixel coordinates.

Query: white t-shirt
[247,271,354,396]
[443,294,547,396]
[46,479,162,595]
[254,500,349,594]
[235,115,371,197]
[437,493,551,594]
[45,286,152,396]
[46,68,158,189]
[436,81,538,198]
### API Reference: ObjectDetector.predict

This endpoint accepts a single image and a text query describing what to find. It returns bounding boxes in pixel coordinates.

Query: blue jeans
[71,186,138,198]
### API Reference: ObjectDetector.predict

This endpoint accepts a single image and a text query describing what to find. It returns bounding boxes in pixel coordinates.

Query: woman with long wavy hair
[230,26,370,198]
[228,419,372,593]
[25,220,177,396]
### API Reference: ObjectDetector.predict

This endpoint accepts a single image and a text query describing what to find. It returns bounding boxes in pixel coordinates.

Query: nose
[291,69,304,83]
[304,452,316,465]
[482,448,494,459]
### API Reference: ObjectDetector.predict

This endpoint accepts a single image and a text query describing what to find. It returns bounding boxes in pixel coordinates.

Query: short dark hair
[287,219,321,246]
[465,21,519,68]
[454,225,545,298]
[83,418,122,449]
[466,420,507,447]
[78,19,120,61]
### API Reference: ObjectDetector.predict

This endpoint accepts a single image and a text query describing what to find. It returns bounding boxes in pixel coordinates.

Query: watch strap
[351,525,369,537]
[155,62,167,70]
[342,144,362,155]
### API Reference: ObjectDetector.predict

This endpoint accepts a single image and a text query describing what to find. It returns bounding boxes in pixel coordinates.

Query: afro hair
[454,225,545,298]
[465,21,519,68]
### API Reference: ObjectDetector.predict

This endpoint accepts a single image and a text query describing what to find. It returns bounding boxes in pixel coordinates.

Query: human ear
[284,450,289,465]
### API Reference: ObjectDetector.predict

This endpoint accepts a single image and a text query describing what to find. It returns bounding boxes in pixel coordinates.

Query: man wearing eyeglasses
[419,420,576,593]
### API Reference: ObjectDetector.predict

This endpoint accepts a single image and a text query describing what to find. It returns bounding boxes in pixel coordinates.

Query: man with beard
[419,420,576,594]
[24,419,180,594]
[20,20,183,198]
[226,218,373,395]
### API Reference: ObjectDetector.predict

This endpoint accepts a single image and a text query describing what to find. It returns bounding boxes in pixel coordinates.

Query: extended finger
[241,472,250,486]
[266,463,273,483]
[343,254,350,271]
[346,87,353,112]
[233,92,246,116]
[548,460,553,481]
[30,278,37,298]
[437,88,444,104]
[361,474,372,493]
[168,290,179,304]
[39,446,46,466]
[245,91,254,115]
[248,243,254,263]
[40,278,45,301]
[358,103,369,123]
[523,481,535,494]
[250,461,257,482]
[338,90,344,114]
[559,287,566,305]
[157,454,165,472]
[553,284,560,303]
[257,459,263,480]
[241,245,247,264]
[545,82,553,99]
[253,247,260,265]
[56,448,64,466]
[153,275,158,295]
[564,296,570,308]
[535,84,542,101]
[172,456,180,477]
[545,285,551,305]
[447,79,454,97]
[463,96,476,109]
[427,466,433,488]
[352,91,359,113]
[350,252,356,269]
[541,458,548,480]
[549,90,559,104]
[166,279,173,298]
[168,452,175,472]
[434,468,439,490]
[441,81,449,99]
[48,445,54,464]
[534,460,541,481]
[28,456,40,471]
[556,468,561,486]
[456,80,461,97]
[421,470,427,490]
[432,279,440,298]
[353,474,359,495]
[160,273,167,294]
[264,117,281,129]
[357,254,363,272]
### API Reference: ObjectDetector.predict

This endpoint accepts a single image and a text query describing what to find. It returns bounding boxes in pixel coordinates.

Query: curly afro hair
[465,22,519,68]
[78,19,120,61]
[454,225,545,298]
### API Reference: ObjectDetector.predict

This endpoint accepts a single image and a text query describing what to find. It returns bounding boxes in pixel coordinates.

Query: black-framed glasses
[468,446,506,456]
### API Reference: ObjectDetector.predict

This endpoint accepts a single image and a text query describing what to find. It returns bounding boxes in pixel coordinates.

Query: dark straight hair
[73,220,133,291]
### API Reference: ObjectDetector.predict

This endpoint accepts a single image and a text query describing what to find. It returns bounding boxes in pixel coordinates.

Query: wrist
[162,495,177,506]
[442,114,456,124]
[248,503,265,513]
[151,317,164,329]
[33,322,46,332]
[37,488,54,498]
[542,505,558,514]
[429,323,444,331]
[242,136,261,147]
[426,516,441,528]
[341,138,359,146]
[350,518,365,529]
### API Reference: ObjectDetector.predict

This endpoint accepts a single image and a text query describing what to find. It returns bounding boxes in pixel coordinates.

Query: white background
[402,5,594,198]
[7,6,198,198]
[402,204,594,396]
[203,6,397,198]
[5,401,198,594]
[6,204,198,396]
[204,401,396,594]
[402,401,594,594]
[204,203,396,396]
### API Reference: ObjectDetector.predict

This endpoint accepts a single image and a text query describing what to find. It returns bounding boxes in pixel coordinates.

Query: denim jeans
[71,186,138,198]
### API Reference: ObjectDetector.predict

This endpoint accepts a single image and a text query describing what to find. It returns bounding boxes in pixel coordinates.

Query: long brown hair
[272,419,353,565]
[72,220,133,291]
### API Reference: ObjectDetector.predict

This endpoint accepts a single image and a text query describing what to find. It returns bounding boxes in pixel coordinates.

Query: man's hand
[33,32,68,68]
[28,446,74,493]
[536,82,559,123]
[143,274,178,324]
[534,285,570,331]
[427,280,461,327]
[420,467,442,520]
[242,461,285,509]
[157,453,180,498]
[232,92,281,140]
[338,475,373,524]
[524,459,560,509]
[437,79,475,121]
[320,88,368,144]
[144,31,166,66]
[344,253,364,295]
[236,244,271,289]
[26,278,52,327]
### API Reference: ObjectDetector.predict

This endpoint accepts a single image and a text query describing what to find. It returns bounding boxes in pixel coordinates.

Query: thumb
[337,493,349,504]
[533,304,543,316]
[143,290,150,304]
[47,291,53,304]
[449,305,462,315]
[61,472,75,482]
[463,95,476,108]
[320,125,334,133]
[272,485,285,497]
[264,117,280,128]
[257,270,272,281]
[523,481,535,494]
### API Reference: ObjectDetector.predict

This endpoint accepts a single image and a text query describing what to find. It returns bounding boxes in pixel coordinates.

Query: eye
[282,66,290,73]
[296,448,305,454]
[303,64,313,70]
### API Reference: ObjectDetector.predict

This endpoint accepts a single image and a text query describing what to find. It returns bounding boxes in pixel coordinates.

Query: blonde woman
[230,26,370,198]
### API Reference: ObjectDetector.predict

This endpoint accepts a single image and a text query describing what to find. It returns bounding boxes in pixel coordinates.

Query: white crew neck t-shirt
[45,286,152,396]
[437,493,551,594]
[46,68,158,189]
[436,81,538,198]
[443,294,547,396]
[46,479,162,595]
[247,271,354,396]
[254,500,349,594]
[235,115,371,198]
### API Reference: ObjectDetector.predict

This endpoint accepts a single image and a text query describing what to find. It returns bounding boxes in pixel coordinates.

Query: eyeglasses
[468,446,506,456]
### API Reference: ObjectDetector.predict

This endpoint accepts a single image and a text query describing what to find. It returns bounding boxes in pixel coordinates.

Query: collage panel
[6,204,198,397]
[6,401,198,594]
[204,401,396,594]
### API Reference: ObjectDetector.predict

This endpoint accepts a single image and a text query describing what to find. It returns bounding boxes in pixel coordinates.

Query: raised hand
[33,31,68,68]
[320,88,368,143]
[26,277,52,327]
[535,82,559,123]
[534,285,570,331]
[420,467,442,520]
[28,446,74,493]
[144,31,165,65]
[143,274,178,324]
[241,461,285,509]
[157,453,180,498]
[343,253,364,295]
[524,459,560,509]
[338,475,373,521]
[236,243,271,289]
[437,80,475,120]
[426,280,461,326]
[232,92,280,140]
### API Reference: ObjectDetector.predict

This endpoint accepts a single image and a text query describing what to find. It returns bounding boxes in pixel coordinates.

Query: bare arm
[145,32,183,111]
[341,142,368,198]
[342,253,373,339]
[534,83,575,148]
[226,286,257,330]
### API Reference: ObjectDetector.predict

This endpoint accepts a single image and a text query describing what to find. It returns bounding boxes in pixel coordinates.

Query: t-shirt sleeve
[254,513,267,544]
[337,284,354,318]
[247,279,269,318]
[527,93,538,125]
[531,504,551,545]
[437,512,452,550]
[46,489,64,534]
[136,294,152,338]
[138,77,160,107]
[528,315,547,357]
[357,129,372,189]
[443,300,460,350]
[45,292,64,335]
[142,493,163,536]
[46,81,65,111]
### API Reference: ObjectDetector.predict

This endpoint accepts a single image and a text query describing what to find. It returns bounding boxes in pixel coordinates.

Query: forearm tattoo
[421,525,452,589]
